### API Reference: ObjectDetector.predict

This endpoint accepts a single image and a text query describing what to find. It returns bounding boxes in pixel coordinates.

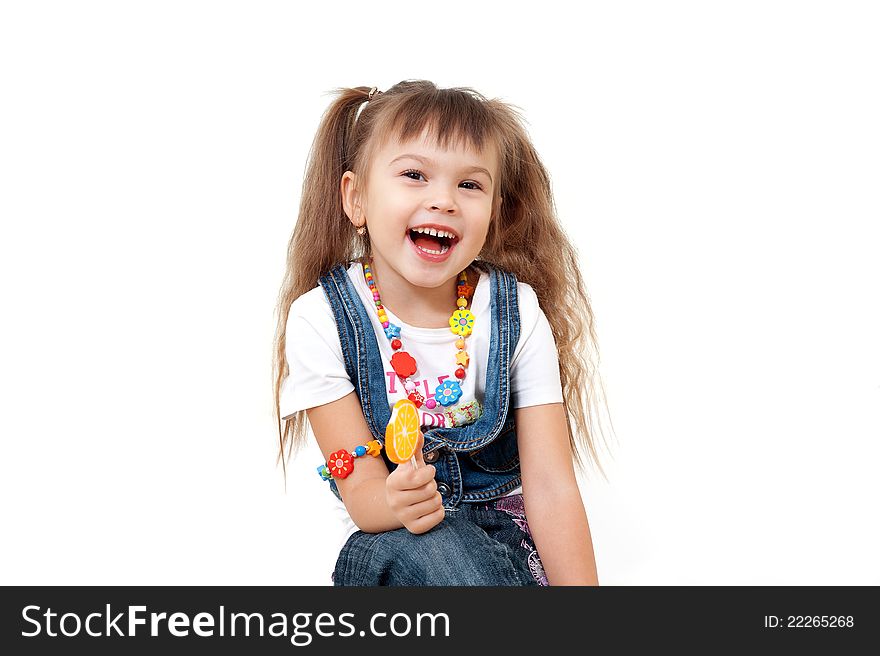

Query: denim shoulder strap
[317,263,391,441]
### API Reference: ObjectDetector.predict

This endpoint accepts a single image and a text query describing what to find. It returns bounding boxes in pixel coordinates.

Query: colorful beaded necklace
[363,259,475,411]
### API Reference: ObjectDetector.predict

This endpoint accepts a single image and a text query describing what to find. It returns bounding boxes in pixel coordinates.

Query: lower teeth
[417,244,449,255]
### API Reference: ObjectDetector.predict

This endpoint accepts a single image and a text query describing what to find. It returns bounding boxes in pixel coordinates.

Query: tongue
[412,233,444,251]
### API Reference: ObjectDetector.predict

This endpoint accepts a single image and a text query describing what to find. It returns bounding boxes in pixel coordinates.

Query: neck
[365,257,465,329]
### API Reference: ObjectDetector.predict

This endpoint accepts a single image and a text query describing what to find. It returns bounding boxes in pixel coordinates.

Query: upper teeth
[411,227,455,240]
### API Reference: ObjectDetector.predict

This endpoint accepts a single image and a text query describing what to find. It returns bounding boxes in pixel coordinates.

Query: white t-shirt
[280,262,563,563]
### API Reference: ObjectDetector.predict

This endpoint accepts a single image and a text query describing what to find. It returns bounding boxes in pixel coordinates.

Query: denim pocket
[468,422,520,472]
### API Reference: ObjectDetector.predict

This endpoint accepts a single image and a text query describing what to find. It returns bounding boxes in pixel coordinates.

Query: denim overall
[317,261,548,586]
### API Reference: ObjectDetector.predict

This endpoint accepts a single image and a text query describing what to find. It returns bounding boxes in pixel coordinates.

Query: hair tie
[367,86,381,101]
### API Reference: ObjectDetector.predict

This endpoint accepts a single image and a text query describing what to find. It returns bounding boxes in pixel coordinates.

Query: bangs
[374,89,496,156]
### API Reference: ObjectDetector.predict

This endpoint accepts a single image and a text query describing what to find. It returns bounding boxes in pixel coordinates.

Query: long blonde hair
[272,80,613,482]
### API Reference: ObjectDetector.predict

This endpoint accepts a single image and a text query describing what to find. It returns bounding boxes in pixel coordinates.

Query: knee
[388,517,524,586]
[334,517,530,586]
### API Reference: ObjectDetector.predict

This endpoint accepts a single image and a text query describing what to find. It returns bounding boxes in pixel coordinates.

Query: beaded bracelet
[317,439,383,481]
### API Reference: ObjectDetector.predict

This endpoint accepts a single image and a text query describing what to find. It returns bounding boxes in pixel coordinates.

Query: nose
[426,188,457,213]
[428,201,457,215]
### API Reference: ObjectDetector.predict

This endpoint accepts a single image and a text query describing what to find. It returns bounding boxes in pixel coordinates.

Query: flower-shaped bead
[327,450,354,479]
[391,351,417,378]
[434,380,463,407]
[449,309,475,337]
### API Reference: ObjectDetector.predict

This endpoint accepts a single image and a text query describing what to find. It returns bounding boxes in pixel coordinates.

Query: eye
[402,168,425,181]
[401,169,484,191]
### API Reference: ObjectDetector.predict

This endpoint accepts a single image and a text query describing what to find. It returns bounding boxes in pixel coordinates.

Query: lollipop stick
[410,428,423,470]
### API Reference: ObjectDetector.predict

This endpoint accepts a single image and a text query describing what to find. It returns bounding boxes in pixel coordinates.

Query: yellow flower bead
[449,309,475,337]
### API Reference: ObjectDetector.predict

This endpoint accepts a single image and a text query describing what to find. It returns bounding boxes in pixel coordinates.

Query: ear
[340,171,362,224]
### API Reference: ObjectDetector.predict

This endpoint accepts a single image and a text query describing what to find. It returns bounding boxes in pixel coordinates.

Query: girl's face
[342,128,499,292]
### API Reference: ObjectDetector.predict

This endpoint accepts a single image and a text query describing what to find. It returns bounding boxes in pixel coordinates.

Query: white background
[1,1,877,585]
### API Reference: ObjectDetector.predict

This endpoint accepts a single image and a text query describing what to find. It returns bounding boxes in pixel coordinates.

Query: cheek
[476,200,494,229]
[366,196,410,229]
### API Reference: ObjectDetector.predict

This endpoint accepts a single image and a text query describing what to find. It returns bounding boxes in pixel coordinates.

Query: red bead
[390,338,402,350]
[327,450,354,479]
[455,367,466,379]
[408,391,425,407]
[391,351,417,378]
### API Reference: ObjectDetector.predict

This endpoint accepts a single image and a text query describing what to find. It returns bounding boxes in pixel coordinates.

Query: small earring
[356,224,367,236]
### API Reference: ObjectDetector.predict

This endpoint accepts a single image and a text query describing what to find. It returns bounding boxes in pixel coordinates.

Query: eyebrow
[389,154,493,184]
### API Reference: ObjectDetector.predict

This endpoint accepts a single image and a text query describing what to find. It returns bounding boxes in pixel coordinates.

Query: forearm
[342,477,405,534]
[524,487,599,585]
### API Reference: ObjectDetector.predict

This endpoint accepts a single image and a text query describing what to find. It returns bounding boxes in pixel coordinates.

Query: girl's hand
[385,435,445,534]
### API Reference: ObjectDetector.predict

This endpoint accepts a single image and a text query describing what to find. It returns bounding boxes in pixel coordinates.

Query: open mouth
[407,228,458,255]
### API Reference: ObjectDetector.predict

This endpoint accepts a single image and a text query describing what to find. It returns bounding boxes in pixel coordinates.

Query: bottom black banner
[1,586,873,652]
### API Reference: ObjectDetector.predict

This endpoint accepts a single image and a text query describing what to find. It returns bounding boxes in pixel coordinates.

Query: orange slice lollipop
[384,399,422,464]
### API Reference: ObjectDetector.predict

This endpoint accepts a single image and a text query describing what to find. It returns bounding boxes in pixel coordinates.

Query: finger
[392,480,438,506]
[407,506,446,535]
[393,462,437,491]
[408,492,443,519]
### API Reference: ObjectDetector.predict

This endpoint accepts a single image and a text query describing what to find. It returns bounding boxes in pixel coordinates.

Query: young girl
[273,80,609,586]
